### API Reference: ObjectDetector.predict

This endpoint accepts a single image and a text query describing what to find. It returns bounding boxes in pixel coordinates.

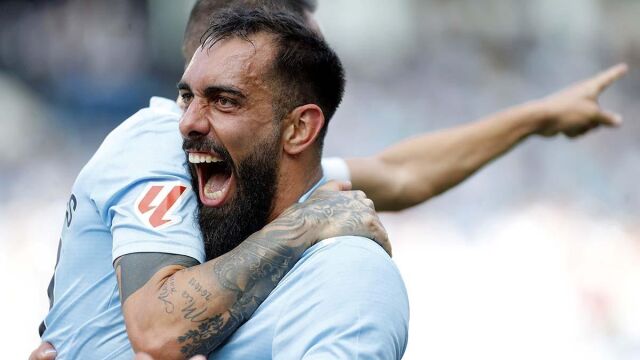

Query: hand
[29,342,57,360]
[28,344,209,360]
[286,180,392,256]
[135,352,206,360]
[536,63,628,138]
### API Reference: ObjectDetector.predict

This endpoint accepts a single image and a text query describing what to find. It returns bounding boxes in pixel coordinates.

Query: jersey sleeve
[87,110,205,264]
[108,180,204,263]
[272,236,409,360]
[321,157,350,182]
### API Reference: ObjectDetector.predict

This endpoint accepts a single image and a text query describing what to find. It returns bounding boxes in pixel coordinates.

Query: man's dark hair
[202,8,345,152]
[183,0,317,61]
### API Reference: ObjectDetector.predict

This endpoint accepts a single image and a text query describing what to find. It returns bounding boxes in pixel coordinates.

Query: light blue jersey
[211,180,409,359]
[40,97,205,359]
[210,235,410,359]
[39,97,354,359]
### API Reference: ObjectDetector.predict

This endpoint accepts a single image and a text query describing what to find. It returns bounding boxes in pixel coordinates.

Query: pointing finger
[591,63,628,93]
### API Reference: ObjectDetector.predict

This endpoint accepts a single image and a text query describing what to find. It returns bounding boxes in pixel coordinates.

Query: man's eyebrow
[203,85,246,99]
[177,81,191,92]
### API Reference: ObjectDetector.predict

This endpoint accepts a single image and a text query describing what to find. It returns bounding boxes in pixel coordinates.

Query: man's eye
[214,97,237,109]
[181,93,193,103]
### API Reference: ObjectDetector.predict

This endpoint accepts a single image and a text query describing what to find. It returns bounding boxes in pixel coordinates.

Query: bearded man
[32,1,627,359]
[170,8,409,358]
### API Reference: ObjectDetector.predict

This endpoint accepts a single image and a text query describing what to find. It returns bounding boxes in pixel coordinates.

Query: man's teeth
[204,188,223,200]
[189,153,223,164]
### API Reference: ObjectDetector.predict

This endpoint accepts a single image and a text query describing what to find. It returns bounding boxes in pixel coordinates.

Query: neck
[268,155,322,222]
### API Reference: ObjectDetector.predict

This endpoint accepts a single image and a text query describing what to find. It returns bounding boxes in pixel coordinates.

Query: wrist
[296,206,322,248]
[263,204,318,250]
[519,99,555,136]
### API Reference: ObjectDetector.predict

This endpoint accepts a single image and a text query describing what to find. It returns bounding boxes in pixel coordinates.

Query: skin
[40,64,625,357]
[122,180,389,359]
[166,34,367,357]
[176,58,628,212]
[31,180,388,360]
[345,64,629,210]
[135,353,206,360]
[178,35,277,209]
[124,34,390,359]
[34,7,629,360]
[178,13,629,213]
[179,33,328,220]
[32,34,390,360]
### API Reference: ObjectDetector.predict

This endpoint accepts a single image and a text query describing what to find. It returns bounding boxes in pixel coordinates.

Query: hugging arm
[117,184,389,359]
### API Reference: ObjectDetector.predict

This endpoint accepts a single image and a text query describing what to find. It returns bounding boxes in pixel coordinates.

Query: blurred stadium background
[1,0,638,358]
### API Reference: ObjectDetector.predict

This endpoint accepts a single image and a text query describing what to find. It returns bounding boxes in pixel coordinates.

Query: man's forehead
[182,34,276,90]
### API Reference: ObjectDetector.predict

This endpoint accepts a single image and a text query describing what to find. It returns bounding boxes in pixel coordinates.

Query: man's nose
[179,102,210,139]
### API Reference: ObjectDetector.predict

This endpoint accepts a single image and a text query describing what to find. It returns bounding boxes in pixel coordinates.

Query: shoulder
[78,98,194,224]
[81,97,187,186]
[298,236,404,285]
[272,236,409,359]
[293,235,409,322]
[99,97,181,153]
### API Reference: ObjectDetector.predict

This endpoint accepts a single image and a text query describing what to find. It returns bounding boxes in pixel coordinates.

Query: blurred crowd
[1,0,638,359]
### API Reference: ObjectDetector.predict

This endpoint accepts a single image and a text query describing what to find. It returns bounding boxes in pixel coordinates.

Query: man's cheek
[216,129,255,160]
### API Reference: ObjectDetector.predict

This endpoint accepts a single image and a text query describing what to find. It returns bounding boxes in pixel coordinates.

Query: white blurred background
[1,0,638,358]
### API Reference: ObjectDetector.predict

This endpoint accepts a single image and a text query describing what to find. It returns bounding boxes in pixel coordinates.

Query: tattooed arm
[118,183,390,359]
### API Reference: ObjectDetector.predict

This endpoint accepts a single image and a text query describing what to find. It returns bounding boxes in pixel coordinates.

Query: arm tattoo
[175,192,375,357]
[157,277,177,313]
[180,291,209,322]
[176,208,313,357]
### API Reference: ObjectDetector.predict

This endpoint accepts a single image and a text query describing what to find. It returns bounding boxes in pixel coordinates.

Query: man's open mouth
[188,151,236,207]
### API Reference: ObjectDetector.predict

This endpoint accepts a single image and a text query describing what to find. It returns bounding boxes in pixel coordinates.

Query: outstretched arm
[347,64,628,211]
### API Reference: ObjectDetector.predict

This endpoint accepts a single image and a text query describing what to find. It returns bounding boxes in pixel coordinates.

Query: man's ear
[282,104,325,155]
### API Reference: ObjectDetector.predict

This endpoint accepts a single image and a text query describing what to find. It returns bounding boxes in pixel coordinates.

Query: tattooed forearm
[180,291,209,323]
[171,188,385,358]
[188,277,213,301]
[176,208,315,357]
[158,277,177,314]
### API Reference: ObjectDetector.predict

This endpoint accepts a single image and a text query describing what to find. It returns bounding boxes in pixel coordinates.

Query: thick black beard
[184,136,280,261]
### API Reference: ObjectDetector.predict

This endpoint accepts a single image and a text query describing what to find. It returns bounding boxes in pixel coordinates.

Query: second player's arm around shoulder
[117,182,390,359]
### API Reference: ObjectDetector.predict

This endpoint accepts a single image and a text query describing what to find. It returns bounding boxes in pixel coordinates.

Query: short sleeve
[272,236,409,360]
[109,180,204,263]
[86,107,206,264]
[321,157,350,182]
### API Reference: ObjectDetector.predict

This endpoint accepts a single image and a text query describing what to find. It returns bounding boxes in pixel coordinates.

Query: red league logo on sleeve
[134,182,189,229]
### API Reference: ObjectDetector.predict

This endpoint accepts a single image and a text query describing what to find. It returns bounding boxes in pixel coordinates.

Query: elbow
[359,155,438,212]
[381,169,437,212]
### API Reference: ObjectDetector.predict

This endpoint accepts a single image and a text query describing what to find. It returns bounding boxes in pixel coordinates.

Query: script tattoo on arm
[176,215,306,357]
[175,190,377,358]
[157,276,177,314]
